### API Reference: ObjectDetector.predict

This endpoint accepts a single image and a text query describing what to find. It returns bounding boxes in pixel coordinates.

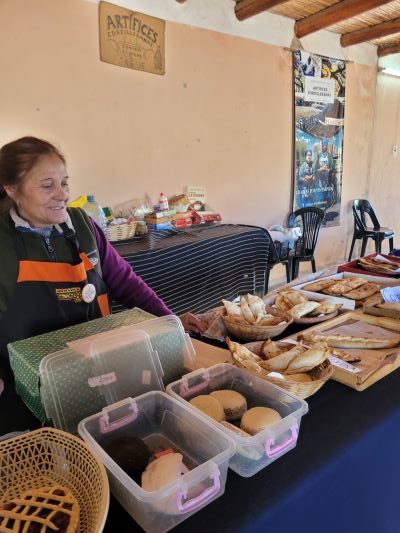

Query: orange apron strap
[17,260,88,283]
[79,252,94,272]
[97,293,110,317]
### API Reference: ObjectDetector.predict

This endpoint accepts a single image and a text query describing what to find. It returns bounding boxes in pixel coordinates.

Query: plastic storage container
[78,391,235,533]
[40,329,164,434]
[84,194,108,233]
[39,316,196,433]
[167,363,308,478]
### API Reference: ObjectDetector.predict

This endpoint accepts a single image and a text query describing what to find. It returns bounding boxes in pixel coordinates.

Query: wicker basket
[239,341,333,399]
[106,221,137,241]
[222,306,293,341]
[0,427,109,533]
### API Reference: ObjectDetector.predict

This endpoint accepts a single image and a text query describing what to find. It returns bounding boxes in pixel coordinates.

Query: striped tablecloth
[112,224,274,315]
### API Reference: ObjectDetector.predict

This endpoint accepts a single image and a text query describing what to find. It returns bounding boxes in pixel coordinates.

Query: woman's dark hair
[305,149,312,157]
[0,136,66,212]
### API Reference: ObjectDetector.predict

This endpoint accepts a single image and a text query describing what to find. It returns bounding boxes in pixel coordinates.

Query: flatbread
[300,331,400,349]
[343,282,380,300]
[322,277,367,296]
[301,279,338,292]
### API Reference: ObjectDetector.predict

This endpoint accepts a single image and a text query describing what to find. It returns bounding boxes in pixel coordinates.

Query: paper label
[328,355,361,373]
[88,372,117,388]
[142,370,151,385]
[380,286,400,302]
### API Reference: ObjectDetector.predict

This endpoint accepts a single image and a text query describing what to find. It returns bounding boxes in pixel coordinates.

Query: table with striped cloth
[111,224,274,315]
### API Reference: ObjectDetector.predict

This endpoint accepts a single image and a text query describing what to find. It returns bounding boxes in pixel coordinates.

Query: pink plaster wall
[0,0,378,275]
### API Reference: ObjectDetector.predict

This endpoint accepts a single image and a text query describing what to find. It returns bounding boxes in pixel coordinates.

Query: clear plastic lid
[40,328,164,434]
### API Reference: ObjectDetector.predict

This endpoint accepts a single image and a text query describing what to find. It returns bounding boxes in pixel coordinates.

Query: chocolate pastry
[0,485,79,532]
[104,436,151,484]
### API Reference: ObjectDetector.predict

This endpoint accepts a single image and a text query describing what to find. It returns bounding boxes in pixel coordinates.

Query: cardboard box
[171,216,192,229]
[291,272,400,310]
[337,253,400,278]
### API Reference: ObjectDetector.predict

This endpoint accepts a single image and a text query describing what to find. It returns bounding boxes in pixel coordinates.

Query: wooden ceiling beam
[378,42,400,57]
[295,0,394,39]
[235,0,290,21]
[341,17,400,47]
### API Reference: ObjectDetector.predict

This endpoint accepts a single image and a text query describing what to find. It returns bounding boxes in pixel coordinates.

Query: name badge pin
[82,283,96,303]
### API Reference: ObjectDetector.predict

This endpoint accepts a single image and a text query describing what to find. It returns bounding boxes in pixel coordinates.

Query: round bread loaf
[141,453,183,492]
[210,390,247,420]
[240,406,281,435]
[189,395,225,421]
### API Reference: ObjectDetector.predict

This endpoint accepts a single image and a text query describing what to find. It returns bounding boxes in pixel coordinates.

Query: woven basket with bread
[221,294,293,341]
[226,337,333,399]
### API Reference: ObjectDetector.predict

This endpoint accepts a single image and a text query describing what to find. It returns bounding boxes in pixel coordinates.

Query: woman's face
[5,154,70,227]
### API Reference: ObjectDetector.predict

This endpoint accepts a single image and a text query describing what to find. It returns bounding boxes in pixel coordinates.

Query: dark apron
[0,223,110,375]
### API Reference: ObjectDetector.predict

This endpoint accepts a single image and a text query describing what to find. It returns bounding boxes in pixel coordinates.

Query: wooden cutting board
[283,311,400,391]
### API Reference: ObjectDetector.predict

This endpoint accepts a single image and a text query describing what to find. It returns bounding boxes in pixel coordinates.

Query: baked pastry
[275,290,308,311]
[104,436,151,484]
[210,390,247,420]
[288,301,320,319]
[189,395,225,421]
[285,342,329,373]
[240,407,281,435]
[343,282,380,300]
[260,344,306,372]
[308,301,342,316]
[300,331,400,349]
[261,339,284,359]
[141,453,183,492]
[330,348,362,363]
[219,422,264,461]
[301,279,338,292]
[322,277,367,296]
[0,485,79,532]
[285,372,313,382]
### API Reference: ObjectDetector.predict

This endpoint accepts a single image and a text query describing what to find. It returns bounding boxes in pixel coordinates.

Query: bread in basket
[222,305,293,341]
[227,338,332,399]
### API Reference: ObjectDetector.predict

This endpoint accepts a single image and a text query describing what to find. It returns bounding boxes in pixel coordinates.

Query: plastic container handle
[265,425,298,458]
[176,469,221,513]
[179,375,210,398]
[99,399,138,434]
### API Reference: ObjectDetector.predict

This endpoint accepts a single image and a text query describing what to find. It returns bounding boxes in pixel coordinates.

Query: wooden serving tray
[283,311,400,391]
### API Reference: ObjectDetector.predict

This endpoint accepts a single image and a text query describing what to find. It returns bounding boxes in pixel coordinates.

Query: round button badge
[82,283,97,303]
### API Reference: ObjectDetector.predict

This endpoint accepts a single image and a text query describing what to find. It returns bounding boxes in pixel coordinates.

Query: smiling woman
[0,136,172,390]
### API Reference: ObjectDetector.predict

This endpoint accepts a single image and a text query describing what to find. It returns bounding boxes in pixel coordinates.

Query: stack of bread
[189,389,281,439]
[275,290,342,321]
[358,256,400,275]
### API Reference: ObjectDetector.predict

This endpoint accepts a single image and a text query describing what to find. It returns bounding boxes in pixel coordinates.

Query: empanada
[260,344,306,372]
[275,290,309,311]
[261,339,283,358]
[308,301,342,316]
[285,342,329,373]
[288,301,320,319]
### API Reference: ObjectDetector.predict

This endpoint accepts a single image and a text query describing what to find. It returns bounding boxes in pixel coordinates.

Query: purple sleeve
[91,220,173,317]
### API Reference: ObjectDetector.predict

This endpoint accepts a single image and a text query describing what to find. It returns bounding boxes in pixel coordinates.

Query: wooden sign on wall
[99,1,165,75]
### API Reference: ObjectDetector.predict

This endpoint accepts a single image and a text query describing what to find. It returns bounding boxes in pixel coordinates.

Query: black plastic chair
[287,207,325,280]
[348,199,394,261]
[266,239,293,284]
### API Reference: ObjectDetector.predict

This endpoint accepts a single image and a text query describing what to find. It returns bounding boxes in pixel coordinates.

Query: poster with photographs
[293,51,345,227]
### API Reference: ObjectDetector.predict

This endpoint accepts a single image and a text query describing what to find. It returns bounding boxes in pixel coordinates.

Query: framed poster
[293,51,346,227]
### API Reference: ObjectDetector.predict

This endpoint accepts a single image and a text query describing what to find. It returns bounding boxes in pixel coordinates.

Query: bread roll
[210,390,247,420]
[189,395,225,421]
[240,406,281,435]
[141,453,183,492]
